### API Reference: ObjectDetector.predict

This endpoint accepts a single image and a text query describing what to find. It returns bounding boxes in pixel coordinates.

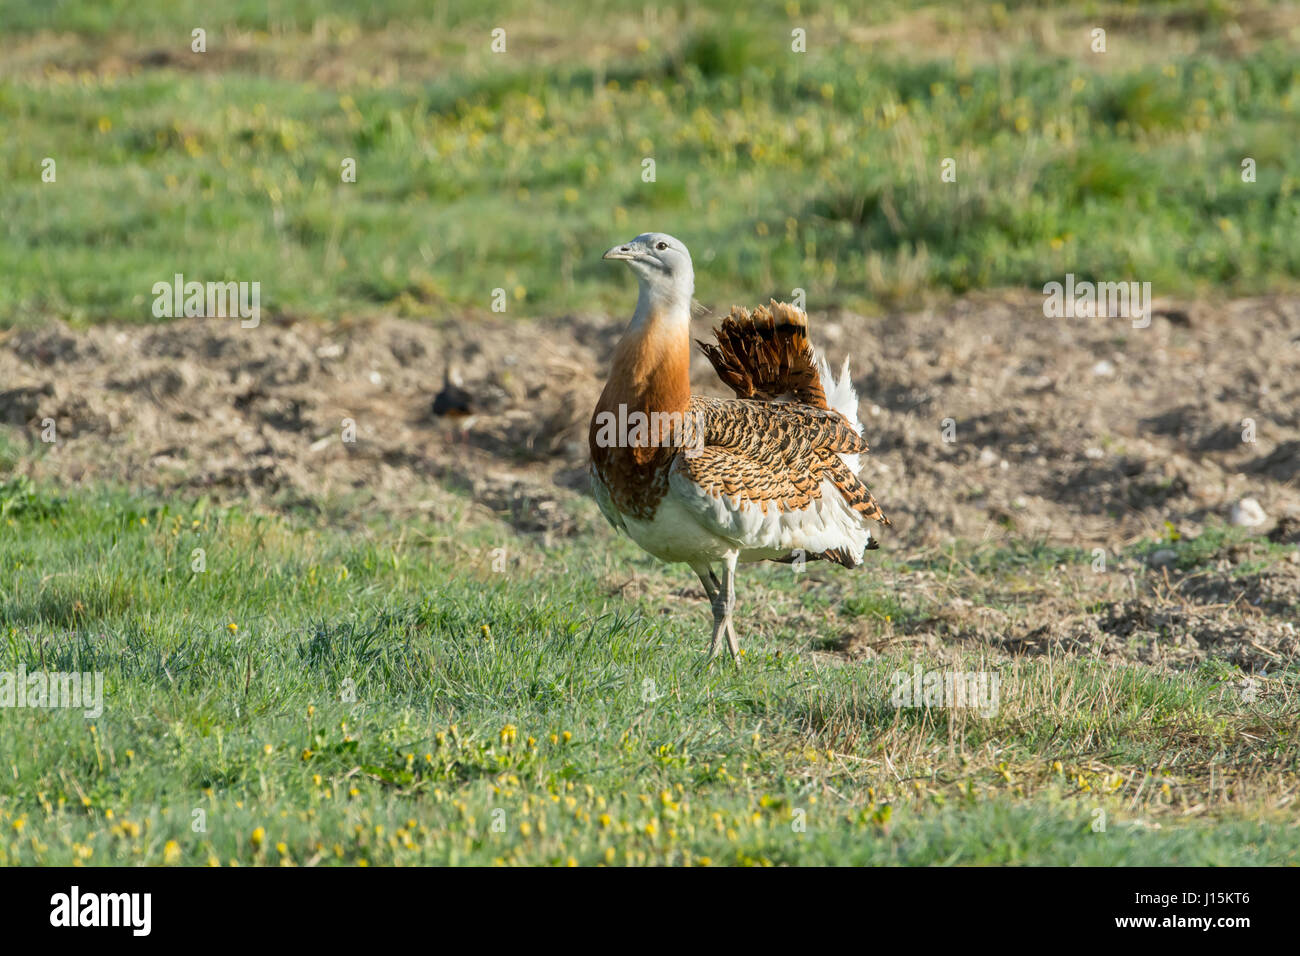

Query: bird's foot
[707,610,726,661]
[724,617,741,666]
[703,617,741,669]
[704,596,731,666]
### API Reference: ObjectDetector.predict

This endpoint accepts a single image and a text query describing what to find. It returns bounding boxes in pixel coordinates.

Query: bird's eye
[655,241,668,251]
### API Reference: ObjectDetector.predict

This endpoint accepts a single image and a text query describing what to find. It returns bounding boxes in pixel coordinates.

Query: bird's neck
[600,290,692,421]
[588,284,693,516]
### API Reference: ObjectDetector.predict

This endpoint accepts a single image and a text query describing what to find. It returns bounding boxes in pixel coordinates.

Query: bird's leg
[693,563,726,660]
[708,598,728,660]
[721,552,741,662]
[694,565,719,603]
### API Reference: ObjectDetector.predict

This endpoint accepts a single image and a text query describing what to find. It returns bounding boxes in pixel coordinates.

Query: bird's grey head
[603,232,694,316]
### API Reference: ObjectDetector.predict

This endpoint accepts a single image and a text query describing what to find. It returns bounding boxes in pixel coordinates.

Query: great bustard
[589,232,889,661]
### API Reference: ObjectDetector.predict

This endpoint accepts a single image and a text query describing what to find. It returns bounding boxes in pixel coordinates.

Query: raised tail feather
[697,301,830,409]
[698,300,891,533]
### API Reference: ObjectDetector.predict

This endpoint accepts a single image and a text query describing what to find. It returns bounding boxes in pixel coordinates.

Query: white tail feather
[816,353,864,475]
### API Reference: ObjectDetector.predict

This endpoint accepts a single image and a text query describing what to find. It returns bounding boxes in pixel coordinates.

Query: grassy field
[1,479,1296,865]
[3,1,1299,866]
[2,0,1298,325]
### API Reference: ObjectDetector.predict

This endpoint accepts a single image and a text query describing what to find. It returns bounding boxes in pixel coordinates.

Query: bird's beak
[603,243,637,261]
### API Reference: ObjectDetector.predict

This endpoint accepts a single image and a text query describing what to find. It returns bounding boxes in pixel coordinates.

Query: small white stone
[978,448,999,468]
[1085,446,1105,459]
[1230,498,1267,527]
[368,370,383,386]
[1092,359,1115,376]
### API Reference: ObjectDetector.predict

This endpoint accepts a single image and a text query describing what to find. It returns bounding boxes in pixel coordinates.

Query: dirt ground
[3,294,1297,670]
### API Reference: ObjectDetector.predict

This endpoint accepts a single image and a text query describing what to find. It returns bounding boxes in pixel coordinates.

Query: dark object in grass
[432,367,474,419]
[1267,514,1300,545]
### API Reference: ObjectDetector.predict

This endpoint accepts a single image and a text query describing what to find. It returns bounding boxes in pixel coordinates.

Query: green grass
[2,0,1298,326]
[3,0,1299,866]
[1,482,1296,865]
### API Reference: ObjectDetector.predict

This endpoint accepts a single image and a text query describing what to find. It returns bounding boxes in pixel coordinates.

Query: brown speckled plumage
[591,303,889,555]
[677,396,866,512]
[687,305,891,538]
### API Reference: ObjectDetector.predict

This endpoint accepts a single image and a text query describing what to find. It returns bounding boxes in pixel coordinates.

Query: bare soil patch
[3,294,1297,667]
